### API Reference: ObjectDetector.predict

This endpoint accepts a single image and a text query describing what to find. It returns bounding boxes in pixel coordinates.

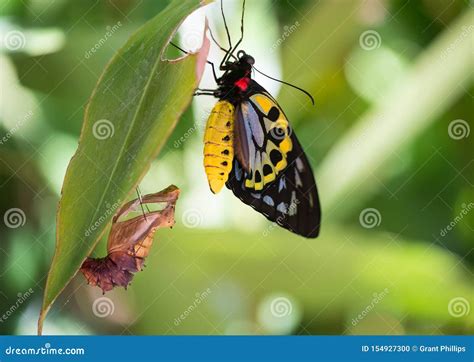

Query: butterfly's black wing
[226,81,321,238]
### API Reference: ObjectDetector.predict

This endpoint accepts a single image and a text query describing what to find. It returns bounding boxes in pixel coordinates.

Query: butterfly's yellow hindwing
[203,101,235,194]
[242,94,293,191]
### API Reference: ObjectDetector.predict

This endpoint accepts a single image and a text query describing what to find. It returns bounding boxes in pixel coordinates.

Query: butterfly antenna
[252,66,315,105]
[221,0,232,50]
[241,0,246,38]
[234,0,245,51]
[224,0,246,64]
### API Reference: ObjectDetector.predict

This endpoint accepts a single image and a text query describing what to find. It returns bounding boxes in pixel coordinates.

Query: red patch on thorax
[235,77,250,91]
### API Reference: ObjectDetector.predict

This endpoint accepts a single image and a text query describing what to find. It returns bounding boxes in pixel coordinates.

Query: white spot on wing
[277,202,288,214]
[263,195,274,206]
[289,191,298,216]
[294,168,303,187]
[278,177,286,192]
[296,157,304,172]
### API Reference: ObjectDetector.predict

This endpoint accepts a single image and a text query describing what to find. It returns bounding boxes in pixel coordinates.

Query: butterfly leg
[207,61,219,83]
[194,92,215,97]
[135,187,150,221]
[228,0,246,63]
[170,41,219,82]
[219,0,246,69]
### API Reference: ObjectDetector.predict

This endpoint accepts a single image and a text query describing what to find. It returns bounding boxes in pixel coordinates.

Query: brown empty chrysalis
[80,185,180,293]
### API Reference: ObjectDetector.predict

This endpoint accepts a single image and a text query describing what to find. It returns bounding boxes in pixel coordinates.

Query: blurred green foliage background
[0,0,472,335]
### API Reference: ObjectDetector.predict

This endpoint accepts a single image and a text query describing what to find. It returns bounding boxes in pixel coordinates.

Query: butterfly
[174,0,321,238]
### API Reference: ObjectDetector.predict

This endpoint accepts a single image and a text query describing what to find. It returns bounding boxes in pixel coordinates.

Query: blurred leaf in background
[0,0,472,336]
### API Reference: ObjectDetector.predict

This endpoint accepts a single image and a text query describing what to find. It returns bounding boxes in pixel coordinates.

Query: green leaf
[38,0,210,334]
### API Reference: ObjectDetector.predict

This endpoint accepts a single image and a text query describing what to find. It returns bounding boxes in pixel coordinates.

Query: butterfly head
[222,50,254,73]
[237,50,255,68]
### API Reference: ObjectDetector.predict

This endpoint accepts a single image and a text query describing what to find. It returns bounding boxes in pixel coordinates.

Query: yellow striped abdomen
[203,101,235,194]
